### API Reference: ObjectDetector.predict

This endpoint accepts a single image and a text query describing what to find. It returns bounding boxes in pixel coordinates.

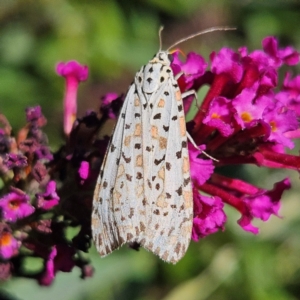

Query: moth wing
[140,78,193,263]
[92,83,146,256]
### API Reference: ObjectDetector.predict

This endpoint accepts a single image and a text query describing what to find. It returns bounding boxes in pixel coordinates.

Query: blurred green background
[1,0,300,299]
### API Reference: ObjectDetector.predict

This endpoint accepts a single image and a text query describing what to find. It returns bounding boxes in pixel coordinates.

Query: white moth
[92,27,234,264]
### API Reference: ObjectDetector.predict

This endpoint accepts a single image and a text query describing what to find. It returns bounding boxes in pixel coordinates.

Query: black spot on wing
[154,155,166,166]
[153,113,161,120]
[122,152,131,163]
[176,186,182,196]
[136,172,143,179]
[176,151,181,159]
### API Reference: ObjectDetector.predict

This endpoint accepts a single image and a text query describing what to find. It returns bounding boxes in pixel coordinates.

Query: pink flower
[36,181,60,210]
[78,161,89,181]
[38,244,75,286]
[192,192,226,241]
[171,36,300,236]
[0,225,19,259]
[56,61,88,135]
[100,93,123,119]
[0,190,35,222]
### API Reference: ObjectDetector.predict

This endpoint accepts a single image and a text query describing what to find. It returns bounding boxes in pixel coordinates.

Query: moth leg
[175,72,199,106]
[182,90,199,108]
[186,131,218,161]
[174,72,184,80]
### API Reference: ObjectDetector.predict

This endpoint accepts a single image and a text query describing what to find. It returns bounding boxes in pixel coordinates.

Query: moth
[92,27,233,264]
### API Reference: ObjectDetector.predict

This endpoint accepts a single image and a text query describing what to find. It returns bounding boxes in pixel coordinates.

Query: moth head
[150,51,172,66]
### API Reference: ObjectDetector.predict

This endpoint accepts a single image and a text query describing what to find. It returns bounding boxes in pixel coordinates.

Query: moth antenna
[159,26,164,51]
[167,26,236,51]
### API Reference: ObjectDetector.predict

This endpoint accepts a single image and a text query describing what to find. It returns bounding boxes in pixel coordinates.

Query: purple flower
[56,61,89,135]
[171,35,300,235]
[35,146,53,161]
[232,85,272,129]
[211,48,243,83]
[3,153,27,169]
[38,244,75,286]
[26,106,42,121]
[238,178,291,233]
[263,101,298,148]
[189,144,214,186]
[172,51,208,90]
[78,161,89,181]
[171,51,208,112]
[202,96,234,136]
[192,192,226,241]
[32,161,48,183]
[36,181,60,210]
[262,36,300,66]
[0,190,35,222]
[38,246,56,286]
[100,93,124,120]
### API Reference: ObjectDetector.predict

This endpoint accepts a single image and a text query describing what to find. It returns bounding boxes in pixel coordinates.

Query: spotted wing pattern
[92,51,193,263]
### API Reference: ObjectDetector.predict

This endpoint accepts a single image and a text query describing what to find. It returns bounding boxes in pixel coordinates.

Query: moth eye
[167,54,174,63]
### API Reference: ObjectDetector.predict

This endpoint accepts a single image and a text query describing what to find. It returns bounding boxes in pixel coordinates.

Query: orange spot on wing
[156,196,168,208]
[179,116,186,136]
[182,157,190,173]
[117,164,125,177]
[136,155,143,167]
[159,137,167,149]
[158,166,165,179]
[183,190,192,204]
[158,99,165,107]
[134,98,140,106]
[124,136,131,146]
[134,124,141,136]
[113,191,121,204]
[176,90,181,101]
[151,126,158,138]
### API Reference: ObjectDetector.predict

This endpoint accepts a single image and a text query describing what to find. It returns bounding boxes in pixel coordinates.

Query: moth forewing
[92,83,144,255]
[92,51,193,263]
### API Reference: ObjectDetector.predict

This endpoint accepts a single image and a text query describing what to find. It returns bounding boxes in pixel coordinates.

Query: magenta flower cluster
[0,62,93,283]
[0,36,299,285]
[171,36,299,238]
